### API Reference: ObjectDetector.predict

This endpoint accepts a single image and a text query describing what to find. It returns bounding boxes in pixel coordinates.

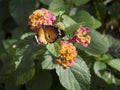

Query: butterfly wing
[35,25,65,44]
[36,26,48,44]
[44,25,58,43]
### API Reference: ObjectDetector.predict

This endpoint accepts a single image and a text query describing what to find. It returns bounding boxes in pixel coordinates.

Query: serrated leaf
[41,51,58,70]
[56,57,91,90]
[9,0,37,27]
[107,59,120,72]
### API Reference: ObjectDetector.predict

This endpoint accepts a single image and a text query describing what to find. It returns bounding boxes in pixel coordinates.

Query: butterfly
[34,25,65,45]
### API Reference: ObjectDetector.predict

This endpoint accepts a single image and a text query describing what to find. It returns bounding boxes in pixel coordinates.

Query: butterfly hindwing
[35,25,65,44]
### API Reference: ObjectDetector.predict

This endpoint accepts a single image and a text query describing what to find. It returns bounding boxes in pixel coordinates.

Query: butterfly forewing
[44,26,58,43]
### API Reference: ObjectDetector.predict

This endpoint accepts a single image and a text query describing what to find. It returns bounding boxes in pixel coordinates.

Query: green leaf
[62,15,76,28]
[107,35,120,58]
[107,35,120,47]
[96,2,107,21]
[20,32,35,40]
[107,59,120,72]
[66,0,89,6]
[12,28,25,39]
[11,44,36,85]
[91,16,102,29]
[56,56,91,90]
[46,42,60,57]
[49,0,70,12]
[13,58,35,85]
[94,61,120,84]
[9,0,37,27]
[3,39,17,55]
[41,51,58,70]
[76,28,109,54]
[72,10,93,27]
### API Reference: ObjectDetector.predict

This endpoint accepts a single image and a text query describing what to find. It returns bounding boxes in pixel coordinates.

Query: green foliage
[0,0,120,90]
[56,56,90,90]
[9,0,37,28]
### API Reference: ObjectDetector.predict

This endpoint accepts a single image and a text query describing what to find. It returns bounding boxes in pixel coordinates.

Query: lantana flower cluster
[28,8,56,30]
[56,41,77,68]
[28,8,91,69]
[70,26,91,47]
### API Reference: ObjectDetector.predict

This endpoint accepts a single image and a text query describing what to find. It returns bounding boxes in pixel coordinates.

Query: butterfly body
[35,25,65,44]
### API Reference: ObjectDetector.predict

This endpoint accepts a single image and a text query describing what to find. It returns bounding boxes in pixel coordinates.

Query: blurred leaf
[62,15,76,28]
[5,83,20,90]
[3,39,17,55]
[20,32,35,40]
[91,16,102,29]
[72,10,93,27]
[10,36,38,85]
[107,35,120,47]
[12,45,35,85]
[26,69,52,90]
[66,0,89,6]
[107,35,120,58]
[97,2,107,21]
[0,30,5,54]
[107,59,120,72]
[56,56,91,90]
[39,0,53,5]
[42,51,58,70]
[76,28,109,54]
[9,0,37,28]
[12,27,28,39]
[49,0,70,12]
[0,53,15,83]
[0,0,9,23]
[94,61,120,84]
[0,29,5,40]
[109,2,120,19]
[47,42,60,57]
